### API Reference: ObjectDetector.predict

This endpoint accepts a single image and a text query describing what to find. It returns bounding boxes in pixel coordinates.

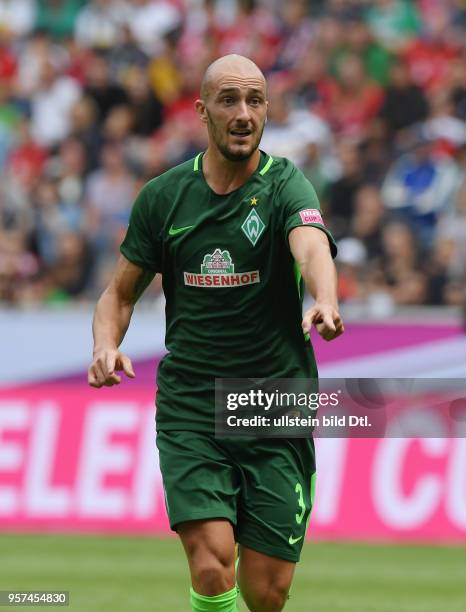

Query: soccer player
[88,54,343,612]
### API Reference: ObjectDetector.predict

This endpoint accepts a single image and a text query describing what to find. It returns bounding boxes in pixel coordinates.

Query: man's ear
[195,99,208,124]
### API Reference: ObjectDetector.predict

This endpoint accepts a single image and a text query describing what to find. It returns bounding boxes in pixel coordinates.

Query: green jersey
[120,150,337,431]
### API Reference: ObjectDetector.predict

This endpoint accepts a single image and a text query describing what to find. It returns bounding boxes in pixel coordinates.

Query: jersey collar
[193,150,273,176]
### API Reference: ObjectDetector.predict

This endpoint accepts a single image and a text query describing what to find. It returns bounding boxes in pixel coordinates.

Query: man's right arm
[88,255,156,388]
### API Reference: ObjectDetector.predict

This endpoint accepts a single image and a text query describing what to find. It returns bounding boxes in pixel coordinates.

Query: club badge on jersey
[241,208,266,246]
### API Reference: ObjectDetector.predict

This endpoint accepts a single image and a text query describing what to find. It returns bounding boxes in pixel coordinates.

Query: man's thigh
[234,437,316,563]
[156,430,240,529]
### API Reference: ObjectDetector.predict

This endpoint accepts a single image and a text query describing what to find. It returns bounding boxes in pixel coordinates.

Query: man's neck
[202,147,261,195]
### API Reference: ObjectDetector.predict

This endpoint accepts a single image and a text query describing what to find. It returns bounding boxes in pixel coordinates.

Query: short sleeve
[282,167,337,258]
[120,183,161,272]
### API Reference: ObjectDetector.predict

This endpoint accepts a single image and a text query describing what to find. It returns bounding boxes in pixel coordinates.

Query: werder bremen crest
[201,249,234,274]
[241,208,265,246]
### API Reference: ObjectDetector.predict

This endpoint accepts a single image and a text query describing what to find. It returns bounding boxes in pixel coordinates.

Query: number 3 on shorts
[295,482,306,524]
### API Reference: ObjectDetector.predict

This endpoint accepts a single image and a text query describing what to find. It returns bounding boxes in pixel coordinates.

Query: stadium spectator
[32,176,82,265]
[336,236,368,303]
[292,46,339,119]
[68,96,102,170]
[0,0,36,38]
[0,0,464,308]
[260,79,335,173]
[124,65,164,136]
[35,0,83,40]
[425,234,463,306]
[328,52,384,140]
[350,184,385,260]
[0,78,21,168]
[6,116,48,206]
[74,0,127,51]
[378,58,429,142]
[0,227,39,304]
[446,55,466,121]
[327,139,366,239]
[84,140,136,258]
[379,220,426,305]
[51,136,87,208]
[432,186,466,305]
[381,133,460,248]
[30,58,81,147]
[14,30,60,99]
[83,53,129,122]
[315,14,344,60]
[45,230,93,301]
[300,142,332,202]
[211,0,280,71]
[403,4,460,92]
[102,104,134,142]
[274,0,314,71]
[147,33,183,105]
[109,24,150,81]
[422,90,466,152]
[331,17,393,86]
[125,0,183,56]
[365,0,421,51]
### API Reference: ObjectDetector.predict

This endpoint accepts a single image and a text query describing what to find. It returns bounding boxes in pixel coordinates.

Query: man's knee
[178,521,236,596]
[241,583,289,612]
[193,558,235,595]
[237,547,294,612]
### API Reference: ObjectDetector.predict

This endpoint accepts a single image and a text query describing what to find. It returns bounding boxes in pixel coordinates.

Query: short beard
[206,109,265,162]
[219,146,253,162]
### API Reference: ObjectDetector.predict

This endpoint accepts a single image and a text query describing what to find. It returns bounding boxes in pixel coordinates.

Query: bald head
[195,54,268,162]
[200,54,266,101]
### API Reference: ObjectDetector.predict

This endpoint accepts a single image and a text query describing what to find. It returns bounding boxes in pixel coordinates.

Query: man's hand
[88,257,153,388]
[302,303,344,342]
[88,348,136,388]
[289,227,343,342]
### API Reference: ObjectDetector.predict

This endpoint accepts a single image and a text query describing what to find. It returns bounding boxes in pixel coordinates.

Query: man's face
[201,75,268,162]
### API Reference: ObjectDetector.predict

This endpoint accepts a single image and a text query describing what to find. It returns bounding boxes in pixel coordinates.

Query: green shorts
[156,431,316,562]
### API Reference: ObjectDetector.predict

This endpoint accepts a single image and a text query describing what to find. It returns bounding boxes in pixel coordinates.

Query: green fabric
[157,432,315,563]
[259,153,273,175]
[0,105,20,129]
[331,46,393,86]
[121,151,336,432]
[190,586,238,612]
[366,0,420,42]
[35,0,84,39]
[365,44,394,86]
[305,471,317,534]
[310,471,317,506]
[302,163,330,201]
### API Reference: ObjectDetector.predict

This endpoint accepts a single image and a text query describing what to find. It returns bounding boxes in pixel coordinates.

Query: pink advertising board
[0,385,465,542]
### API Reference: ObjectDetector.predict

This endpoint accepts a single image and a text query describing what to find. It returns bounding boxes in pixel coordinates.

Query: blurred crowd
[0,0,465,312]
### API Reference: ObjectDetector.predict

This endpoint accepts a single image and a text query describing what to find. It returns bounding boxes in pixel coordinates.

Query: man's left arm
[289,226,344,341]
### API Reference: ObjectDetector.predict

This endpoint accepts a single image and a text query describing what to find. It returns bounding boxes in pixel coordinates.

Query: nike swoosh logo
[168,225,194,236]
[288,535,303,545]
[168,224,194,236]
